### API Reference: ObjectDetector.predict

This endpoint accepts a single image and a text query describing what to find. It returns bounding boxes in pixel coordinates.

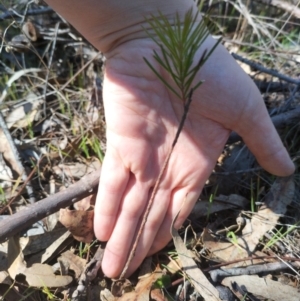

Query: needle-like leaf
[144,9,221,102]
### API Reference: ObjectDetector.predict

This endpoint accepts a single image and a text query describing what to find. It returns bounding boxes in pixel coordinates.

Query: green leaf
[153,275,171,289]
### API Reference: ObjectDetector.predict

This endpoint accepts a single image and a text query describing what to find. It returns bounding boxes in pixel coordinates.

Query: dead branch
[0,169,100,243]
[209,261,299,282]
[253,0,300,19]
[232,53,300,86]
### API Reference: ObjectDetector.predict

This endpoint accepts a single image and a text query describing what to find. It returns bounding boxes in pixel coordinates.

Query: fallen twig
[232,53,300,85]
[0,169,100,243]
[168,255,300,288]
[209,261,299,282]
[254,80,291,92]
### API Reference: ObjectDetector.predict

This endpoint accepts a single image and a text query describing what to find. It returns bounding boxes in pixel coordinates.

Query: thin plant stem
[120,89,194,279]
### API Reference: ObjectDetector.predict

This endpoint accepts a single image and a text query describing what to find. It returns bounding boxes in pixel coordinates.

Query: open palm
[94,37,294,278]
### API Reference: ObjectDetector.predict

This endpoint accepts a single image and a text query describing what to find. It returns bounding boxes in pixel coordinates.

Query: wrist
[45,0,198,53]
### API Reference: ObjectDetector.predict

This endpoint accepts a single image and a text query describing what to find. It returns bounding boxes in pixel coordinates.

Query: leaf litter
[0,1,299,300]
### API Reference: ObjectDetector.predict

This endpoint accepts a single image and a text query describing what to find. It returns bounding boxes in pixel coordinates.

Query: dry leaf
[22,21,40,41]
[0,154,13,188]
[0,272,23,301]
[222,275,299,301]
[0,130,23,175]
[101,288,117,301]
[7,235,72,288]
[39,230,72,264]
[74,193,96,211]
[171,212,221,301]
[0,271,11,285]
[24,263,73,287]
[59,208,94,243]
[5,92,43,129]
[0,227,69,266]
[58,250,86,279]
[150,289,167,301]
[117,265,166,301]
[53,158,101,179]
[246,175,294,252]
[203,176,295,264]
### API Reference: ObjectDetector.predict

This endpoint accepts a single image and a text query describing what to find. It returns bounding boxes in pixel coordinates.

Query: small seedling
[153,274,171,289]
[206,185,218,221]
[263,222,300,251]
[227,231,243,253]
[144,8,220,103]
[121,8,220,278]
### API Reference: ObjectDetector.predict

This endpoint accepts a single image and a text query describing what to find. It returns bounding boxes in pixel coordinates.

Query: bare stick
[0,169,100,243]
[232,53,300,86]
[209,261,299,282]
[119,89,194,279]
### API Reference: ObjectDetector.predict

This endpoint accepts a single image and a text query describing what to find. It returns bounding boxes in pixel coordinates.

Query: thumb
[235,89,295,177]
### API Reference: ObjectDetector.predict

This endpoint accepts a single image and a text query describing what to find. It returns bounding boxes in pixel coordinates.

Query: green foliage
[263,222,300,251]
[78,131,104,161]
[144,8,220,102]
[153,274,171,289]
[78,240,97,258]
[0,186,7,205]
[41,285,59,300]
[89,136,104,162]
[227,231,238,243]
[206,185,218,221]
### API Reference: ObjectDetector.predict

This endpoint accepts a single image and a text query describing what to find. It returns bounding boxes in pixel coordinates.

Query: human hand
[94,36,295,278]
[43,0,294,278]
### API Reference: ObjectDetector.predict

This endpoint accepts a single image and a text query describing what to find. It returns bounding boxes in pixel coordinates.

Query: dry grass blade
[253,0,300,20]
[171,208,221,301]
[0,111,35,203]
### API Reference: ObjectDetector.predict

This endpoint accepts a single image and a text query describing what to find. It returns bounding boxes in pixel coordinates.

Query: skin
[45,0,295,278]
